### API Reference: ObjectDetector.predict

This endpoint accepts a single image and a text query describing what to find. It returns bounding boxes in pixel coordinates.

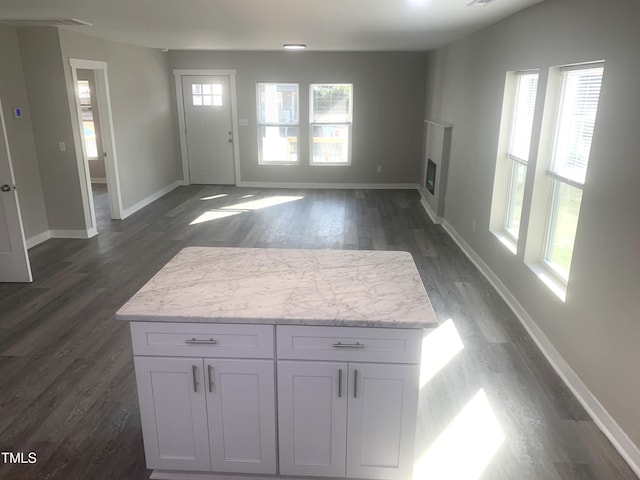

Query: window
[77,80,98,159]
[505,72,538,239]
[542,64,604,281]
[310,84,353,165]
[192,83,223,106]
[257,83,299,164]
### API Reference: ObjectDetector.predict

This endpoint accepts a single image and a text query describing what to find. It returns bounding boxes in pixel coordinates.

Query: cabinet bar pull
[332,341,365,348]
[338,369,343,398]
[185,337,218,345]
[208,365,214,393]
[353,369,358,398]
[192,365,199,392]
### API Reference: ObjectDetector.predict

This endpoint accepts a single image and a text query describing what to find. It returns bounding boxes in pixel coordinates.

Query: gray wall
[425,0,640,447]
[0,25,48,241]
[169,51,428,185]
[17,27,86,231]
[59,30,181,212]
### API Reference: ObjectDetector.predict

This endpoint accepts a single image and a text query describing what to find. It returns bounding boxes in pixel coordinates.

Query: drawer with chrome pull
[276,325,423,364]
[130,322,274,358]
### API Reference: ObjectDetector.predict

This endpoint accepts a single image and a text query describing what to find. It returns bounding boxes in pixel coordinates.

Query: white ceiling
[0,0,543,51]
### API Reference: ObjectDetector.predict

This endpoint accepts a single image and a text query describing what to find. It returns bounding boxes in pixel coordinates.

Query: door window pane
[192,83,223,107]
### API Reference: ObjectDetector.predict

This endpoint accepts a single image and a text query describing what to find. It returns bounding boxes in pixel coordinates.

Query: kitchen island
[117,247,437,480]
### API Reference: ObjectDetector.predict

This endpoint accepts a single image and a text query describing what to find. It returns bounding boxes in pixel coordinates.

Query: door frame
[0,97,32,282]
[68,58,123,234]
[173,69,241,185]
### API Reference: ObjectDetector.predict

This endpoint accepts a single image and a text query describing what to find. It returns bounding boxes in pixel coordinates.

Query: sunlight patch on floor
[413,389,505,480]
[190,196,304,225]
[419,318,464,388]
[220,195,303,211]
[189,210,240,225]
[200,194,228,201]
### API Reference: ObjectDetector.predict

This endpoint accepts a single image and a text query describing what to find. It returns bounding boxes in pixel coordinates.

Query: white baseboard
[90,178,107,184]
[26,230,52,249]
[416,186,441,224]
[50,228,97,239]
[237,181,419,190]
[439,217,640,478]
[122,180,182,219]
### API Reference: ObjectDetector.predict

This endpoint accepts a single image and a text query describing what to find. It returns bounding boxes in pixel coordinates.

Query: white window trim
[524,61,604,301]
[309,83,353,167]
[256,82,300,165]
[489,70,539,255]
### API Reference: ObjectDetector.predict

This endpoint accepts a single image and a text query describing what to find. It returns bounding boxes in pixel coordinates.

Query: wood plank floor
[0,185,636,480]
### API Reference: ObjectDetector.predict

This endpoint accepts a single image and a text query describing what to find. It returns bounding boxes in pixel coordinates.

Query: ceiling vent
[0,18,92,27]
[466,0,495,6]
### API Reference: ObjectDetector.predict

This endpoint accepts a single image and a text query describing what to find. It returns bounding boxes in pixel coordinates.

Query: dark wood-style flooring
[0,185,636,480]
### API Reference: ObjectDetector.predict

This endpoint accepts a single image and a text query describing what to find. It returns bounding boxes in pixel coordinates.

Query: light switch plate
[58,141,66,152]
[13,108,22,119]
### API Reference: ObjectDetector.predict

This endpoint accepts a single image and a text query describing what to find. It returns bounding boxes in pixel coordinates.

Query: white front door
[0,100,32,283]
[182,75,235,185]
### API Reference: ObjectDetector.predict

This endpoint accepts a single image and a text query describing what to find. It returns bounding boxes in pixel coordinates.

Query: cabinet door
[134,357,211,471]
[277,361,348,477]
[205,359,276,474]
[346,363,419,480]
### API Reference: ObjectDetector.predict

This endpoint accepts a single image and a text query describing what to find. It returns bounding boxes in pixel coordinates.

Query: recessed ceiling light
[283,44,306,51]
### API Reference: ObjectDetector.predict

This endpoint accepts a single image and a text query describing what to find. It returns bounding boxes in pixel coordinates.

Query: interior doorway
[69,59,123,236]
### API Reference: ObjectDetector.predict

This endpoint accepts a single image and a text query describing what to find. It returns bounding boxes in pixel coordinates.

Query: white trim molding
[238,182,419,190]
[26,231,52,249]
[50,228,97,239]
[438,217,640,478]
[417,185,441,224]
[90,177,107,184]
[173,69,242,186]
[121,181,182,219]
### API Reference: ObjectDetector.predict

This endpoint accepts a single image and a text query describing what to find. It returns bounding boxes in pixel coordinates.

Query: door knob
[1,184,12,192]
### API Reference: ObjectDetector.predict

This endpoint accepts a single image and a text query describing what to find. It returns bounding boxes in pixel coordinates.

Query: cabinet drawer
[131,322,274,358]
[276,326,423,364]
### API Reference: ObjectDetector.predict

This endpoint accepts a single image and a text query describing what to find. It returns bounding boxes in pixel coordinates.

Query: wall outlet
[58,141,66,152]
[472,219,477,232]
[376,165,382,173]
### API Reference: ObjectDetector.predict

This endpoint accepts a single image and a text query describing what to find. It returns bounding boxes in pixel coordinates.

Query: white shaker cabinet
[131,322,277,475]
[134,356,212,472]
[277,361,348,477]
[346,363,419,480]
[276,326,422,480]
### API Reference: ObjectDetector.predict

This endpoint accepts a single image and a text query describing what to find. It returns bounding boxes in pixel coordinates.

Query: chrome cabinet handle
[332,341,365,348]
[338,369,343,398]
[192,365,199,392]
[185,337,218,345]
[353,369,358,398]
[208,365,215,393]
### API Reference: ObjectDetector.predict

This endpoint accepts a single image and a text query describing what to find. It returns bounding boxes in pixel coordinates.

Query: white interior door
[0,100,32,283]
[182,75,235,185]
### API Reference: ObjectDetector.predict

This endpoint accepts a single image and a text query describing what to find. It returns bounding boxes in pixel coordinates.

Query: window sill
[258,161,300,166]
[309,162,351,167]
[527,262,567,302]
[491,230,517,255]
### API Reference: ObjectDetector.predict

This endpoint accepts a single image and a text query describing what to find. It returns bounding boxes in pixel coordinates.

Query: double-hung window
[542,64,604,281]
[504,72,539,239]
[257,83,299,164]
[310,84,353,165]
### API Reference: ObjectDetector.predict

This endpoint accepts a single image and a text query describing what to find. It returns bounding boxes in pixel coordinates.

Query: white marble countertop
[116,247,437,328]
